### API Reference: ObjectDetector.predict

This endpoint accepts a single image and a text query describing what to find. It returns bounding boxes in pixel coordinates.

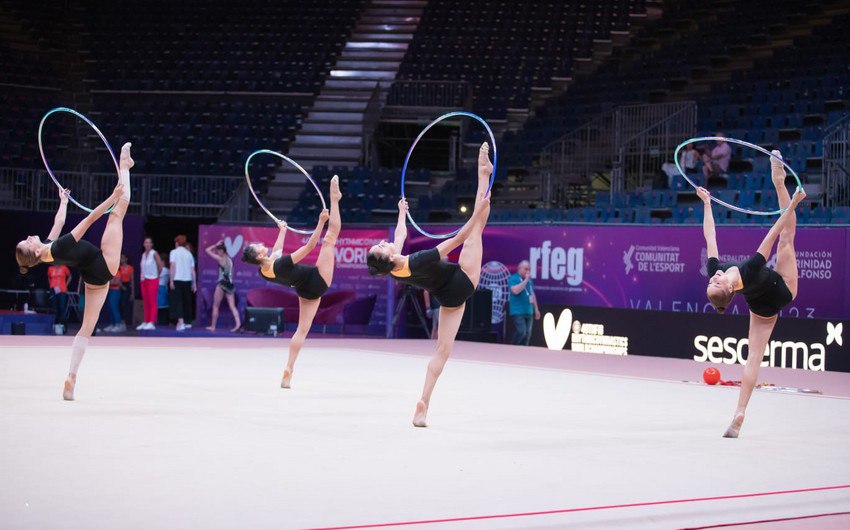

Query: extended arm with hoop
[47,189,70,241]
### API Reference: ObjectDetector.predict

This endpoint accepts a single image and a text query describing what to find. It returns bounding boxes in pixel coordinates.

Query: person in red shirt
[47,264,71,329]
[105,274,123,332]
[118,253,135,331]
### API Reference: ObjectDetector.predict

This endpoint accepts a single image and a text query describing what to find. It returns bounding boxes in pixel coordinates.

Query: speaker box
[461,289,492,332]
[245,307,283,335]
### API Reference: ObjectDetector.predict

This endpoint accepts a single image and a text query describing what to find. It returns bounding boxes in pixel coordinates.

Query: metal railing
[538,102,696,203]
[612,101,697,193]
[217,180,250,222]
[0,167,243,218]
[362,81,384,168]
[824,114,850,207]
[382,80,473,118]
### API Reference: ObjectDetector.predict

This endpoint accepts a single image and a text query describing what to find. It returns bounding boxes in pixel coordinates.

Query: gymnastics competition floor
[2,336,849,529]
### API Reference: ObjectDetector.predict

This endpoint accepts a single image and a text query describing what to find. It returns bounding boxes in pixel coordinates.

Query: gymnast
[367,142,492,427]
[204,240,241,332]
[699,151,805,437]
[241,176,341,388]
[15,143,134,400]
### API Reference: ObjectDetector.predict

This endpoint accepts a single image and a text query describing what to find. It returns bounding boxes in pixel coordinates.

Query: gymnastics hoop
[674,136,803,216]
[401,111,497,239]
[38,107,120,213]
[244,149,327,235]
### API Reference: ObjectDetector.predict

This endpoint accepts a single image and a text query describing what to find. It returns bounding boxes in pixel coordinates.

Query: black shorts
[431,268,475,308]
[750,277,793,318]
[294,267,329,300]
[81,254,114,286]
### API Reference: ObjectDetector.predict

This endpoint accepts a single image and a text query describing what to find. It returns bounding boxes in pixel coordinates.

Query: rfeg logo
[693,322,844,371]
[529,241,583,286]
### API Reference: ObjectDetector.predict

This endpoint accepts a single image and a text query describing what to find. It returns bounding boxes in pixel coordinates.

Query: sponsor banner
[532,304,849,373]
[408,225,850,320]
[197,225,389,332]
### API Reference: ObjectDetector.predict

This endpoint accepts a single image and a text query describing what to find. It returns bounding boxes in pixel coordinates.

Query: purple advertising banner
[408,225,850,321]
[197,225,389,332]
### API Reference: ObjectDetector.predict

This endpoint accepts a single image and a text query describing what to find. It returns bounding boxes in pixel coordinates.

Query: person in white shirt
[169,234,196,331]
[137,237,163,330]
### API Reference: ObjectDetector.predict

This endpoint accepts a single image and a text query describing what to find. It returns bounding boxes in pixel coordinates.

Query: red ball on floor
[703,367,721,385]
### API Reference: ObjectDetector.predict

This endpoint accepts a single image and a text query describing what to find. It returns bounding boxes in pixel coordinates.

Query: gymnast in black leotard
[241,176,342,389]
[15,142,135,401]
[366,142,493,428]
[698,149,806,438]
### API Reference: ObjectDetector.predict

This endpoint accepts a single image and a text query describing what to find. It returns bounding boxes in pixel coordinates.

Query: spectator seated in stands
[701,133,731,183]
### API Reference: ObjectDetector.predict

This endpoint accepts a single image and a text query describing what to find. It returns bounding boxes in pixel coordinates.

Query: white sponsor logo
[693,322,843,371]
[224,235,244,258]
[623,245,635,274]
[827,322,843,346]
[529,241,583,286]
[334,246,367,264]
[543,308,629,355]
[543,309,573,350]
[624,244,684,274]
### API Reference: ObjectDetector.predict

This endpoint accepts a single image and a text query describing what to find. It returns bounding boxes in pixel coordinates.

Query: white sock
[120,168,131,201]
[69,335,89,375]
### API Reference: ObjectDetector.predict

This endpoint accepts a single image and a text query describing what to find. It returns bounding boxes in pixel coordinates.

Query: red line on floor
[680,510,850,529]
[305,485,850,530]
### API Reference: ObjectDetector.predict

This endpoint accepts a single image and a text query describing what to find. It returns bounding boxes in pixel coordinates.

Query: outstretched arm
[291,210,329,265]
[756,188,806,260]
[697,187,719,259]
[435,195,489,257]
[69,182,123,242]
[393,198,408,250]
[46,188,71,241]
[270,220,288,259]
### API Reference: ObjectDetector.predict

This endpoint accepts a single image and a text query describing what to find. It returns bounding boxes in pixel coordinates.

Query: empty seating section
[82,1,364,93]
[91,97,302,176]
[397,0,646,119]
[508,0,829,160]
[2,0,847,224]
[289,166,431,224]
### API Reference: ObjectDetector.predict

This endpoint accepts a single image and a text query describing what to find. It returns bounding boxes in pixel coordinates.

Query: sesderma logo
[693,322,844,371]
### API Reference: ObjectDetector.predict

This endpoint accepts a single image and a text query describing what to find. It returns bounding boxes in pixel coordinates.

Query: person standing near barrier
[170,235,196,331]
[118,253,134,330]
[508,260,540,346]
[47,263,71,332]
[137,237,163,330]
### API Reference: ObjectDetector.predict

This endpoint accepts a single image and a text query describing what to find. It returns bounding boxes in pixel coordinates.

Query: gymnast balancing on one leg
[698,150,805,438]
[15,143,134,400]
[367,142,493,427]
[241,176,342,388]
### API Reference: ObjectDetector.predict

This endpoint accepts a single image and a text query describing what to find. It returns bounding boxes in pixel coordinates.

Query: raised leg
[282,297,321,388]
[315,176,342,287]
[723,312,777,438]
[770,150,799,300]
[100,143,133,274]
[457,144,493,288]
[413,304,465,427]
[206,286,224,330]
[225,292,241,331]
